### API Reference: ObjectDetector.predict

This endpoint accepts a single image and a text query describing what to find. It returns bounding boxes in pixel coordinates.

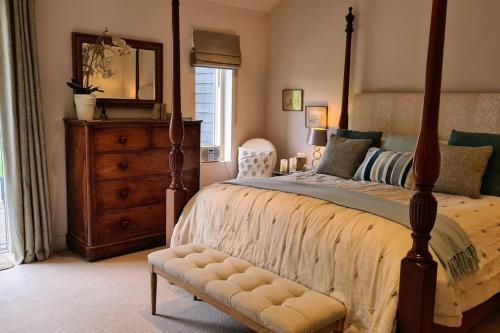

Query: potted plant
[67,28,132,120]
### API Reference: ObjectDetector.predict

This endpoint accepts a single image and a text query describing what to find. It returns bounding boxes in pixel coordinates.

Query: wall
[35,0,268,250]
[266,0,500,162]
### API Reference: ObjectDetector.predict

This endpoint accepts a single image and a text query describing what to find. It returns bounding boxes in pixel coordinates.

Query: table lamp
[307,128,327,167]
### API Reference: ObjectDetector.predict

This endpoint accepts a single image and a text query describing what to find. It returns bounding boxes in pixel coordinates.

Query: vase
[74,94,96,121]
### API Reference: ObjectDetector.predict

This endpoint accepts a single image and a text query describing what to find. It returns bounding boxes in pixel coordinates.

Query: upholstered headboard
[351,93,500,140]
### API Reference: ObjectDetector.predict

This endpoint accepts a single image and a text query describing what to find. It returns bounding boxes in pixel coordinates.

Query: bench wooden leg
[151,272,157,315]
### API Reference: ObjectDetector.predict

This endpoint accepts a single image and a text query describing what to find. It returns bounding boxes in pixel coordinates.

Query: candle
[289,157,297,172]
[280,159,288,173]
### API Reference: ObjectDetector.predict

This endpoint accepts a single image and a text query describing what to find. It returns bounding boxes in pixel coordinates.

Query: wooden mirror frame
[72,32,163,108]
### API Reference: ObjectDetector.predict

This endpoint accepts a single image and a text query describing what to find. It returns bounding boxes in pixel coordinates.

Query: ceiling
[208,0,284,12]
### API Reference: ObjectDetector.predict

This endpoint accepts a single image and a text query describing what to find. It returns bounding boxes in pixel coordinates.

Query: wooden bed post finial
[397,1,447,332]
[166,0,187,247]
[338,7,354,130]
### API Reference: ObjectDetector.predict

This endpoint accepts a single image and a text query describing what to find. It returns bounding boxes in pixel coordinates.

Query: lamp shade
[307,128,327,147]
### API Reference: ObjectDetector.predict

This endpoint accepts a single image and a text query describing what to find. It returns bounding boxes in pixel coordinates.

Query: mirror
[72,32,163,108]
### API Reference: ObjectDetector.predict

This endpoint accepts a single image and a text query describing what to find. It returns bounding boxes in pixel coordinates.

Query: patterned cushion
[316,135,372,179]
[354,148,414,188]
[336,128,383,148]
[448,130,500,196]
[434,144,493,198]
[237,148,276,179]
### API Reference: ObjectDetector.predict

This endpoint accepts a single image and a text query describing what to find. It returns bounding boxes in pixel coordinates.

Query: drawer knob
[119,189,129,198]
[119,136,128,144]
[121,220,129,228]
[119,161,128,170]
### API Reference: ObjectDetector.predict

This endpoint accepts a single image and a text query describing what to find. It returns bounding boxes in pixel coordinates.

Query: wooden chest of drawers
[64,119,201,260]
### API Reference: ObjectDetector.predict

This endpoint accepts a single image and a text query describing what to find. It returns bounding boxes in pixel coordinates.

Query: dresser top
[64,118,202,126]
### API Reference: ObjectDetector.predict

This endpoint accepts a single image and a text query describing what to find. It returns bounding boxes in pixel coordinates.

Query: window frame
[194,67,233,162]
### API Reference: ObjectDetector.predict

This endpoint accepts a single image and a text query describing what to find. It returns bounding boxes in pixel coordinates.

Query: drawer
[95,176,170,212]
[94,149,199,181]
[152,126,200,148]
[94,127,149,152]
[95,203,165,244]
[94,150,169,180]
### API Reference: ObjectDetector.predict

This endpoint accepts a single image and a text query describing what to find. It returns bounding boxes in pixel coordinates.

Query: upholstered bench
[148,244,345,333]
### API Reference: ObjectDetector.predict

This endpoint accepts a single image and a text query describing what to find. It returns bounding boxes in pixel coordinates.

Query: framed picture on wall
[305,106,328,128]
[282,89,304,111]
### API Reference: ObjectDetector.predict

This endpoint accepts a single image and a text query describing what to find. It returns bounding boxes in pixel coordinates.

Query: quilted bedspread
[172,172,500,333]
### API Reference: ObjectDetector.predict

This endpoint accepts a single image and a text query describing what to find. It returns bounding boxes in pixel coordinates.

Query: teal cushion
[381,135,418,152]
[336,129,383,148]
[448,130,500,196]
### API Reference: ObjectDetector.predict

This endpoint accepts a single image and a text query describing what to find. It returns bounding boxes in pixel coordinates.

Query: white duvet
[172,172,500,333]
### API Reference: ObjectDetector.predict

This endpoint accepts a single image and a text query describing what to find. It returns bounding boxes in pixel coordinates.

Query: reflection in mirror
[85,45,156,101]
[138,50,156,100]
[73,32,163,107]
[85,43,137,99]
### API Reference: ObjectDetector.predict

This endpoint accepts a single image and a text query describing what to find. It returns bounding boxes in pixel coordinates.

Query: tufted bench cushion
[148,244,345,333]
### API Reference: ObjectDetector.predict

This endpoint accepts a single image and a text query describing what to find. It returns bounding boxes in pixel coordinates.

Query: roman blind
[191,30,241,69]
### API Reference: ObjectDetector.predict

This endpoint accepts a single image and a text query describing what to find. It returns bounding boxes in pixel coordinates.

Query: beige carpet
[0,248,497,333]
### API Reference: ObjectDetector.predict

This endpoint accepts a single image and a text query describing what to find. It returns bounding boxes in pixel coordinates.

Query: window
[195,67,233,161]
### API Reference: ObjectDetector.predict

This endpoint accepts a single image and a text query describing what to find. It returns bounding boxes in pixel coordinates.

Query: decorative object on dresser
[64,118,201,261]
[152,103,170,120]
[72,32,163,109]
[305,106,328,128]
[307,128,327,168]
[68,28,133,121]
[282,89,304,111]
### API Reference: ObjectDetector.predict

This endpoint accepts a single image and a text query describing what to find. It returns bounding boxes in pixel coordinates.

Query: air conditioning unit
[201,146,221,162]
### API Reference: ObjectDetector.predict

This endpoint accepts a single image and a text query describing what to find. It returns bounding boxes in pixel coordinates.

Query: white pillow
[237,148,276,179]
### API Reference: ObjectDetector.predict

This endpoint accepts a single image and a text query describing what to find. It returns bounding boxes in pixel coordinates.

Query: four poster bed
[162,1,499,332]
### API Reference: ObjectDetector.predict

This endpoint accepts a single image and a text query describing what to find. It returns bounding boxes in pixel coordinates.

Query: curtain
[0,0,51,263]
[191,30,241,69]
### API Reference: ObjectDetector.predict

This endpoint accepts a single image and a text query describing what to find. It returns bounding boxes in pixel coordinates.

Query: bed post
[338,7,354,130]
[397,1,447,333]
[166,0,187,248]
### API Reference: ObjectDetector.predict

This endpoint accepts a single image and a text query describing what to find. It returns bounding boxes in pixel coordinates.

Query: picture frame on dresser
[64,118,201,261]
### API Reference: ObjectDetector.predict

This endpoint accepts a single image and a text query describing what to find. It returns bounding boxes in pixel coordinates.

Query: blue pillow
[381,135,417,152]
[336,129,383,148]
[448,130,500,196]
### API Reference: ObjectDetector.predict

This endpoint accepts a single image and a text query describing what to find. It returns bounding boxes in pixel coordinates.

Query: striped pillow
[354,148,414,188]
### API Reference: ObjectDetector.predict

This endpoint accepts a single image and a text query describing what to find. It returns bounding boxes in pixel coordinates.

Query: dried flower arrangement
[67,27,133,94]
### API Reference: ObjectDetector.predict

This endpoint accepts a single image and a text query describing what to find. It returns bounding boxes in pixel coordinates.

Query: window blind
[191,30,241,69]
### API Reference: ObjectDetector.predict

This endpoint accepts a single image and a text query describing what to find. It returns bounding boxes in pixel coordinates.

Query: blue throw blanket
[223,178,479,283]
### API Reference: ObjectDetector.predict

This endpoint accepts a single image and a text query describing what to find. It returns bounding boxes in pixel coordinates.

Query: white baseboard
[52,235,67,251]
